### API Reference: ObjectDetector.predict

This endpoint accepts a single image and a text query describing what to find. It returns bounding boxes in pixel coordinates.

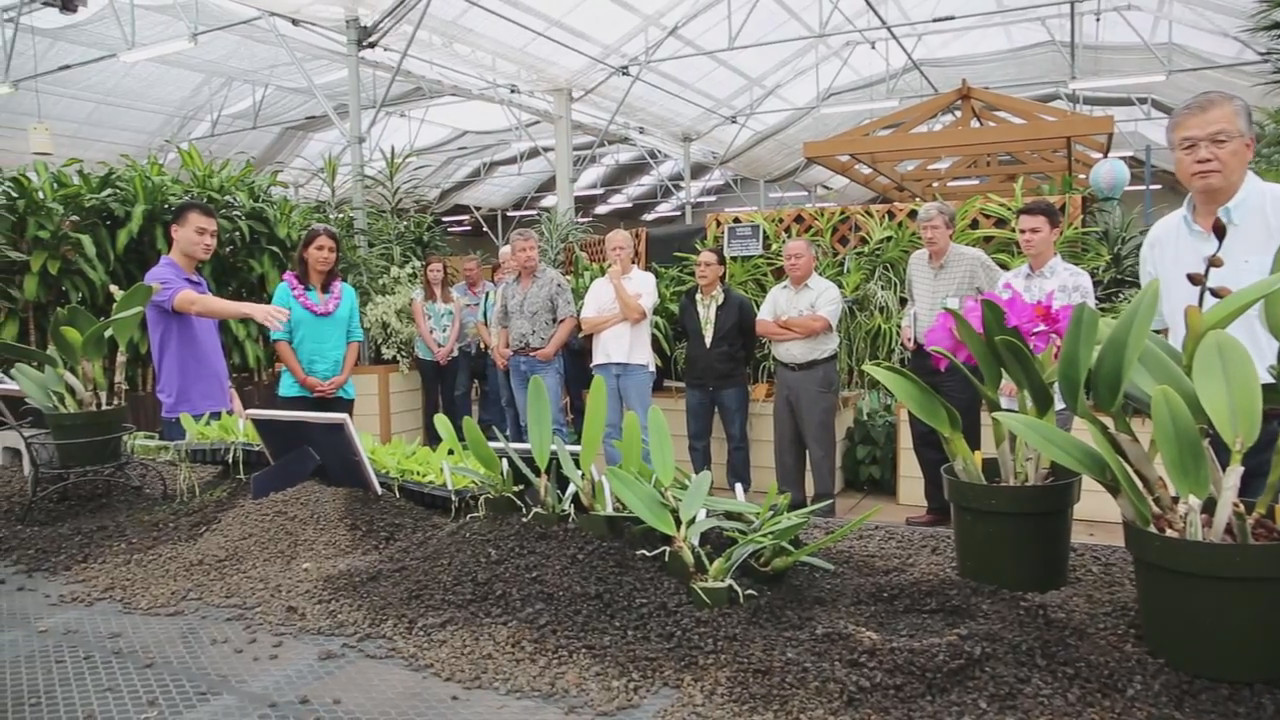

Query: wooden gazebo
[802,80,1115,202]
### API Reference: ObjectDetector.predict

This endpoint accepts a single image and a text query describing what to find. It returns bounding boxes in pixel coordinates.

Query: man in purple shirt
[144,201,290,441]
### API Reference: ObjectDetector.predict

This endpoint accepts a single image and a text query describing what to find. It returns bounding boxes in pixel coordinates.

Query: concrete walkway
[1,566,673,720]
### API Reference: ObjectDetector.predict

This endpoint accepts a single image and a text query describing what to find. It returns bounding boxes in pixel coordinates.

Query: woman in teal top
[270,224,364,416]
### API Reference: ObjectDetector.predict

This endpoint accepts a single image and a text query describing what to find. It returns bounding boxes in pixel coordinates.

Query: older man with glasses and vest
[1139,90,1280,500]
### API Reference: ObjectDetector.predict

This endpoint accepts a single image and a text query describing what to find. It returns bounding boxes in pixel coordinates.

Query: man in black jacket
[677,247,757,492]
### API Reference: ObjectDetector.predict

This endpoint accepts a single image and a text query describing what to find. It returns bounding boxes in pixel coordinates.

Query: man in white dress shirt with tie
[578,229,659,466]
[1139,90,1280,500]
[996,199,1096,430]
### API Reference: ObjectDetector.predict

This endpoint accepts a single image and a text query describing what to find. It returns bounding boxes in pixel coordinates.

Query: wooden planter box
[646,390,859,497]
[895,406,1166,524]
[351,364,423,443]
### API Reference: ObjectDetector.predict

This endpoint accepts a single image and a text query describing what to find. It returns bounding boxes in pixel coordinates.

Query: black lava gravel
[2,468,1279,720]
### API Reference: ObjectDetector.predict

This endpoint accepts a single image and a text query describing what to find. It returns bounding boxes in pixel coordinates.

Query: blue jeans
[495,365,522,443]
[595,363,654,467]
[455,347,503,432]
[685,385,751,491]
[159,411,224,442]
[508,352,567,442]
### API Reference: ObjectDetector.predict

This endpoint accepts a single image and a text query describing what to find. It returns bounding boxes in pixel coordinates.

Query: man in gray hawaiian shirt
[452,255,500,434]
[494,228,577,440]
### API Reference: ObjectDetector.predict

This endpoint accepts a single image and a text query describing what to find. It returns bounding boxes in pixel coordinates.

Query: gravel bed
[1,467,1278,720]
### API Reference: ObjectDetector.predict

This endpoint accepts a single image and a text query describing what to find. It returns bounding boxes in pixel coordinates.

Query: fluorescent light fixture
[947,179,982,186]
[118,35,197,63]
[806,202,839,208]
[595,202,633,213]
[1108,150,1135,158]
[446,225,472,232]
[1066,73,1167,90]
[644,211,682,220]
[575,216,593,222]
[1125,184,1163,191]
[0,82,14,95]
[538,195,558,207]
[505,209,539,217]
[768,190,808,198]
[695,195,716,202]
[440,214,471,222]
[573,188,605,196]
[818,98,901,114]
[722,205,757,212]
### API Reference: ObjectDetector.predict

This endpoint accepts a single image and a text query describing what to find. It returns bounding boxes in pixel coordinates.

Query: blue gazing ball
[1089,157,1131,200]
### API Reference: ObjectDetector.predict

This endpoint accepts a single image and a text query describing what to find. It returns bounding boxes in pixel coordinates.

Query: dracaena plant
[993,274,1280,543]
[0,281,154,412]
[862,286,1075,485]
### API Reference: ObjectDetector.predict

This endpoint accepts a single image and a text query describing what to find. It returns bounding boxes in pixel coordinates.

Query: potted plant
[0,282,153,467]
[994,277,1280,683]
[863,287,1084,593]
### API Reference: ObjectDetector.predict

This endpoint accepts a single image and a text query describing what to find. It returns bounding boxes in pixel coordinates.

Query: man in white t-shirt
[578,229,659,465]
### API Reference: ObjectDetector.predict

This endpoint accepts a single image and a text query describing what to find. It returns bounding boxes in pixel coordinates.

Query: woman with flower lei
[270,224,364,415]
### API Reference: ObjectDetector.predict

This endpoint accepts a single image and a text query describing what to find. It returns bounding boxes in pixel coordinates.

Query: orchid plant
[864,286,1077,485]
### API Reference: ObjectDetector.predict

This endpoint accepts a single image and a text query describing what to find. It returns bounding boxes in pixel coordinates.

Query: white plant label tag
[696,508,707,522]
[443,462,454,490]
[598,468,615,513]
[733,483,746,502]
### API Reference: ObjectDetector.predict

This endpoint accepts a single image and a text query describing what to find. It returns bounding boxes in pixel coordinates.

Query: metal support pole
[1143,144,1153,226]
[682,138,693,225]
[758,179,766,210]
[553,88,574,218]
[345,12,368,245]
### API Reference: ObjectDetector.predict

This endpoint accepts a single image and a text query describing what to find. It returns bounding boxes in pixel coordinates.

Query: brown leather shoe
[905,513,951,528]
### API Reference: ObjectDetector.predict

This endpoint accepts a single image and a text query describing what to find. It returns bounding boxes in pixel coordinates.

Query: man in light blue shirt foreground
[1139,90,1280,499]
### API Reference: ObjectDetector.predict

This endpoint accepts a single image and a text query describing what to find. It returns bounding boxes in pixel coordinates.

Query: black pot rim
[943,464,1082,514]
[1123,519,1280,580]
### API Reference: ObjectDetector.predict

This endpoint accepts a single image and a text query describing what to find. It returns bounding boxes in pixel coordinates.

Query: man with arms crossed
[997,199,1095,430]
[144,201,289,441]
[493,228,577,441]
[579,229,659,465]
[756,239,843,516]
[1139,90,1280,500]
[901,201,1003,527]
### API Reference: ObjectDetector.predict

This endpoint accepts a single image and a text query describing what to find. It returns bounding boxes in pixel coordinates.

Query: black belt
[512,347,545,355]
[776,354,836,372]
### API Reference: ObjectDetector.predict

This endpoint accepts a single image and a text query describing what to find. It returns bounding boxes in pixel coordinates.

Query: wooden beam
[805,114,1114,158]
[901,159,1068,181]
[850,138,1070,164]
[967,85,1074,122]
[971,105,1107,155]
[811,157,914,202]
[819,85,967,143]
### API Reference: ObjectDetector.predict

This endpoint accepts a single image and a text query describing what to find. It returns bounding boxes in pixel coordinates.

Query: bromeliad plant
[993,276,1280,542]
[863,286,1076,485]
[0,281,154,413]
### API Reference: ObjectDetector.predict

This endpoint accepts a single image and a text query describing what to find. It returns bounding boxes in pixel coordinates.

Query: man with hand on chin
[493,228,577,441]
[144,200,290,441]
[579,229,659,465]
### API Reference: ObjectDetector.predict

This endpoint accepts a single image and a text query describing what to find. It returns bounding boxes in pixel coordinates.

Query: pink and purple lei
[282,270,342,316]
[923,284,1073,371]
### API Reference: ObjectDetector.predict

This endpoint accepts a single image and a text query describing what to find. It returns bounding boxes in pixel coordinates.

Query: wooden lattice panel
[705,195,1082,256]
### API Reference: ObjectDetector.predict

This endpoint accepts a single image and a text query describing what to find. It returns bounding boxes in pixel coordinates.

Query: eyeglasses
[1185,217,1231,302]
[693,261,721,268]
[1173,133,1244,157]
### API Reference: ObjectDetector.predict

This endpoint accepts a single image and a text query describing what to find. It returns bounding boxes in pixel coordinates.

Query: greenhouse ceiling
[0,0,1270,222]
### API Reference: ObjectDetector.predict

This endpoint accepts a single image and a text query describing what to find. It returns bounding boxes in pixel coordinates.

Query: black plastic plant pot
[44,405,129,468]
[529,509,562,528]
[743,561,789,585]
[576,513,612,540]
[479,494,523,515]
[942,459,1081,593]
[689,583,731,609]
[1123,507,1280,684]
[238,444,269,468]
[664,550,694,582]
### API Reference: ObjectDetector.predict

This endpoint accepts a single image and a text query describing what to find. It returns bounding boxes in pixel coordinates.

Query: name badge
[943,296,961,310]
